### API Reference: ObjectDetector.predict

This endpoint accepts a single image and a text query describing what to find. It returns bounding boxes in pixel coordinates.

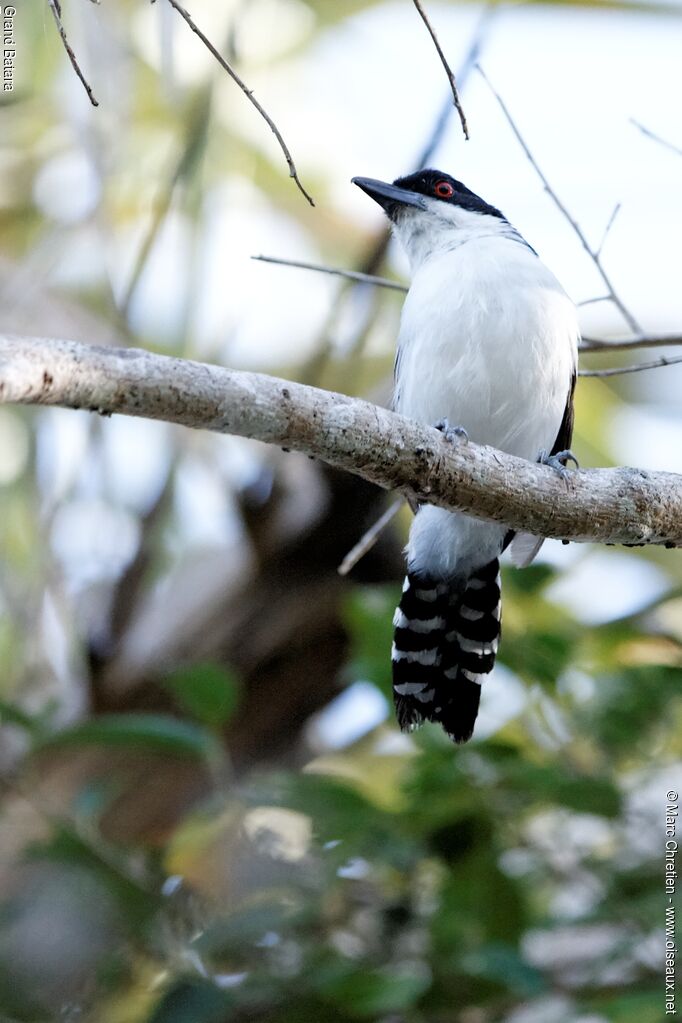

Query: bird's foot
[435,418,469,445]
[538,448,579,481]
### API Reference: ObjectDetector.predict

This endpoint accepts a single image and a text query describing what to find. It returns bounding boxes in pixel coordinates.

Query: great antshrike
[353,170,578,743]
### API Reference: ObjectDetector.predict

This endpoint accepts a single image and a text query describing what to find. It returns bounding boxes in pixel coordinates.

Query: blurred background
[0,1,681,1020]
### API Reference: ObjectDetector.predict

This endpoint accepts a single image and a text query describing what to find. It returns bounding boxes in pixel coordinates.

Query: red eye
[434,180,454,199]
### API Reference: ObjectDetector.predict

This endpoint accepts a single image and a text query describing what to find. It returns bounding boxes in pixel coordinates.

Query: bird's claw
[435,418,469,445]
[538,448,579,480]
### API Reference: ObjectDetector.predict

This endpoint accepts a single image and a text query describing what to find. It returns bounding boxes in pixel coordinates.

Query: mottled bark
[1,335,680,548]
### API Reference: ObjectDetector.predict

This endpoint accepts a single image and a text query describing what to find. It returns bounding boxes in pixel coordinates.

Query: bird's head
[352,169,509,270]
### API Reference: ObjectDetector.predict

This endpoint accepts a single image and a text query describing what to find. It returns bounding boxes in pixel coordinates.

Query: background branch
[477,64,642,335]
[156,0,314,206]
[1,336,680,549]
[579,353,682,377]
[412,0,470,140]
[338,498,403,576]
[251,257,682,358]
[251,256,407,292]
[631,118,682,158]
[47,0,99,107]
[580,333,682,352]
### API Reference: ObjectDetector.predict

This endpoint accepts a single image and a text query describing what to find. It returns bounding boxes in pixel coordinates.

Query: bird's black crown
[394,169,505,220]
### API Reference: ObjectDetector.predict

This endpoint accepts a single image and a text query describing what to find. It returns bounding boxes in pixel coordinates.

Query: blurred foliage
[0,560,679,1021]
[0,1,680,1022]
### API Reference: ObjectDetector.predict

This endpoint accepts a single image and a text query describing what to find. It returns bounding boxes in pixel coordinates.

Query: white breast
[394,235,578,462]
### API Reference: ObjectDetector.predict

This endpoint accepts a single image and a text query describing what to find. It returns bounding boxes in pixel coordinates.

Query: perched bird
[353,169,578,743]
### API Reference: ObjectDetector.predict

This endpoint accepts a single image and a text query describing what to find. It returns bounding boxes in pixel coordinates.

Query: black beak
[352,176,426,212]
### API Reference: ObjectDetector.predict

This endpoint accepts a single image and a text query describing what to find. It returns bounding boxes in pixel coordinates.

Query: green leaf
[553,775,621,817]
[461,943,546,996]
[0,697,41,735]
[316,964,430,1017]
[196,903,295,957]
[587,665,682,751]
[27,824,160,928]
[164,663,241,727]
[493,752,622,818]
[503,563,557,595]
[501,626,576,688]
[585,988,660,1022]
[148,980,233,1023]
[33,714,222,762]
[342,585,399,697]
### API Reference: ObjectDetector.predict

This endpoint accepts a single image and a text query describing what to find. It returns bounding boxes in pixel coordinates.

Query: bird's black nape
[393,169,506,221]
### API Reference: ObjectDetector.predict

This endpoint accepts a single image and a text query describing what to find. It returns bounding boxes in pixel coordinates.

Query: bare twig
[121,89,213,320]
[295,13,492,390]
[477,65,642,335]
[577,296,611,308]
[1,336,681,548]
[579,354,682,378]
[412,0,469,140]
[155,0,314,206]
[414,3,494,168]
[338,499,403,576]
[348,7,493,299]
[251,257,682,358]
[595,202,621,260]
[251,256,406,292]
[631,119,682,158]
[409,4,492,167]
[47,0,99,107]
[580,334,682,353]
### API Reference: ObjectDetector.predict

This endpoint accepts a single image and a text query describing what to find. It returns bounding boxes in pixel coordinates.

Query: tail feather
[391,561,502,743]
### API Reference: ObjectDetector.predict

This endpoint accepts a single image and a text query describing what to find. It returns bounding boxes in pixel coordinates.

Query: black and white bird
[353,169,578,743]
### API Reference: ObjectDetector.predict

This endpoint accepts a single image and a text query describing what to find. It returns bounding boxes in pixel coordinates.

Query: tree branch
[250,257,682,358]
[412,0,469,140]
[47,0,99,107]
[581,334,682,353]
[251,256,407,292]
[631,119,682,158]
[477,65,642,335]
[579,353,682,377]
[155,0,314,206]
[338,498,403,576]
[1,337,681,549]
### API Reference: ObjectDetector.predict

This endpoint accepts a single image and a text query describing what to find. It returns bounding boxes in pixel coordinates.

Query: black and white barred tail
[391,560,501,743]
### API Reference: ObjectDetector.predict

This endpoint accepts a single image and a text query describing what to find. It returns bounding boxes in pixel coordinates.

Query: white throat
[391,200,526,274]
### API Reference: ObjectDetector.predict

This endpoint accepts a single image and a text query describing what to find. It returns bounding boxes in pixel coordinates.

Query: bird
[352,169,578,743]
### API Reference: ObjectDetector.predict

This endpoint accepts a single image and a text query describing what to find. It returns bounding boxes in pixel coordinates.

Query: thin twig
[577,296,611,308]
[477,64,642,335]
[47,0,99,107]
[251,256,406,292]
[411,3,493,168]
[595,202,621,260]
[631,119,682,158]
[300,12,492,391]
[252,257,682,356]
[155,0,314,206]
[348,6,494,301]
[579,354,682,378]
[121,89,213,319]
[338,499,404,576]
[581,334,682,353]
[412,0,469,140]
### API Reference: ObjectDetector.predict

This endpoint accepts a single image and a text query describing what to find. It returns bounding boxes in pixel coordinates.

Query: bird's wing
[550,369,577,458]
[510,370,577,569]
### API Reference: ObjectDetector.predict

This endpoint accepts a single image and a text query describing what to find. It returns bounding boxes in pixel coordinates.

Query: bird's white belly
[394,244,577,461]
